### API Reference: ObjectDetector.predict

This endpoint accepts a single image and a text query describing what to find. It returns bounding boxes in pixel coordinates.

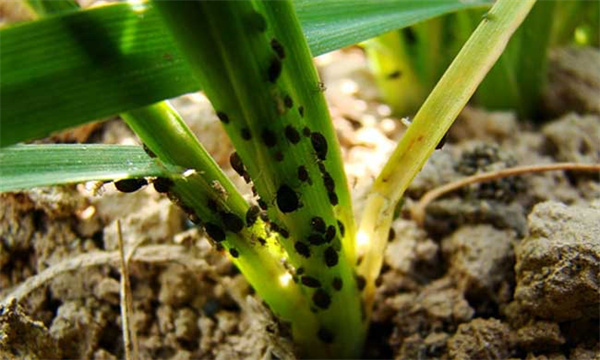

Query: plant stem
[357,0,537,315]
[153,1,364,357]
[121,103,310,326]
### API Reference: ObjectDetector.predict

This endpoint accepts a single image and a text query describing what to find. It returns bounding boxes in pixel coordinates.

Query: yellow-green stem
[357,0,537,314]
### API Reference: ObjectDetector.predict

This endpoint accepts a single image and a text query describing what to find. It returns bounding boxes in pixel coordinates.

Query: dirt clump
[442,225,515,309]
[544,47,600,115]
[447,318,511,360]
[0,298,61,359]
[514,200,600,322]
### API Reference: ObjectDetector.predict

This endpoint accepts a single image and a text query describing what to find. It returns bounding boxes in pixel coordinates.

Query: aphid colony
[114,25,365,345]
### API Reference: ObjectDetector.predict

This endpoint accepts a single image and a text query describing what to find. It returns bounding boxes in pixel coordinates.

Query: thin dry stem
[116,221,139,360]
[411,162,600,227]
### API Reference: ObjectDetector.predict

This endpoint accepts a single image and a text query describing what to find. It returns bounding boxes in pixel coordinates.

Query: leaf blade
[297,0,490,56]
[0,0,489,146]
[0,144,167,191]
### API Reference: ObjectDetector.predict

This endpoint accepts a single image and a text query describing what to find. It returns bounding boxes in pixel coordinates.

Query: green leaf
[296,0,490,58]
[0,2,196,147]
[0,0,489,146]
[0,144,168,191]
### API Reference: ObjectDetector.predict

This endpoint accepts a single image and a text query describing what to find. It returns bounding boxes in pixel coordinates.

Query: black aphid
[310,132,328,161]
[436,133,448,150]
[402,27,416,44]
[207,199,218,212]
[301,276,321,288]
[322,172,335,192]
[204,223,226,242]
[279,227,290,238]
[332,277,343,291]
[311,217,326,233]
[153,177,172,193]
[308,234,326,246]
[388,228,396,242]
[270,38,285,59]
[242,172,251,184]
[387,70,402,79]
[258,199,268,210]
[268,58,282,83]
[216,111,229,124]
[258,237,267,246]
[276,184,300,213]
[260,212,269,222]
[299,106,305,117]
[230,152,245,177]
[284,95,293,109]
[356,275,366,291]
[275,151,284,162]
[325,225,336,242]
[312,288,331,309]
[295,241,311,258]
[302,127,311,138]
[285,125,301,144]
[180,204,194,216]
[337,220,345,237]
[229,248,239,258]
[241,128,252,140]
[246,206,261,227]
[328,191,338,206]
[261,129,277,147]
[324,246,338,267]
[143,144,156,158]
[188,213,201,224]
[270,222,281,233]
[115,178,147,193]
[222,212,244,233]
[375,276,383,287]
[317,327,334,344]
[318,162,326,174]
[297,166,309,182]
[296,267,305,275]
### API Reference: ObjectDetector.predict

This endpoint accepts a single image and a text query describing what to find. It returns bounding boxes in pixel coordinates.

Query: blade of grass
[0,144,168,191]
[0,1,196,147]
[0,0,490,147]
[475,0,555,117]
[356,0,536,318]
